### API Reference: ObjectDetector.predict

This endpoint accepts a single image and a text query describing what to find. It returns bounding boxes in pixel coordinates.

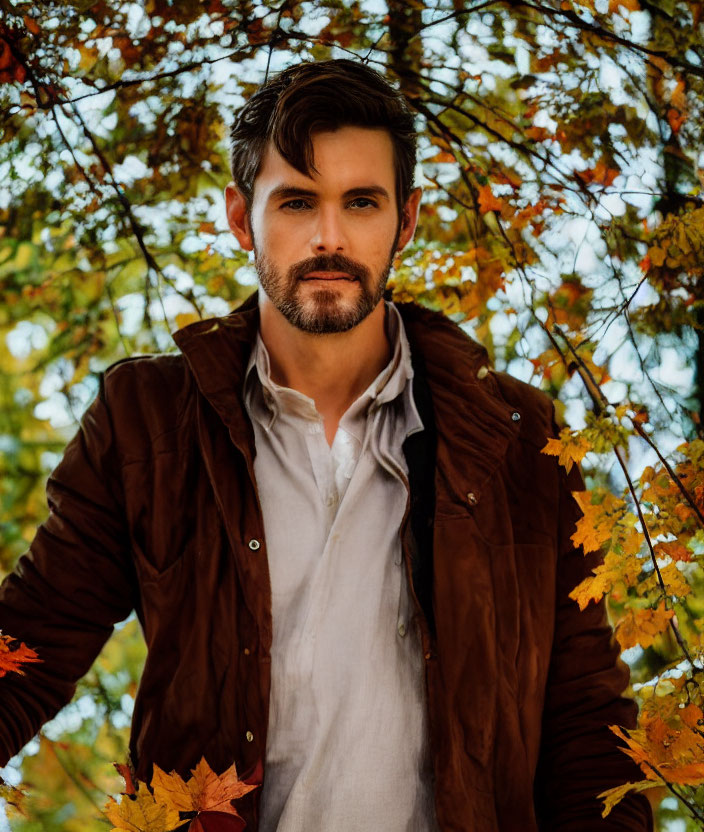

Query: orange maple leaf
[609,0,640,11]
[667,108,686,134]
[152,758,256,817]
[109,757,257,832]
[576,160,620,188]
[614,601,674,650]
[542,430,591,473]
[477,184,504,214]
[0,633,41,677]
[570,491,623,553]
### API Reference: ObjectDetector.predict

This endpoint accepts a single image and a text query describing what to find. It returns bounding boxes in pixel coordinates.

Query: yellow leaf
[569,549,641,609]
[175,312,201,331]
[14,242,33,271]
[541,430,590,473]
[104,790,180,832]
[658,562,691,598]
[598,780,662,818]
[648,246,666,267]
[570,491,624,553]
[150,765,193,812]
[0,781,27,817]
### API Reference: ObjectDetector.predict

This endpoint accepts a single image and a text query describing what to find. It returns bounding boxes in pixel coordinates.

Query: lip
[302,271,357,281]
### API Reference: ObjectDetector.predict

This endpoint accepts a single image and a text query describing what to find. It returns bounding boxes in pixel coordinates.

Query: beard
[253,243,397,335]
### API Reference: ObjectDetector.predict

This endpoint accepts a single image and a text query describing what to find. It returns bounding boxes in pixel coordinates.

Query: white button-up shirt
[244,302,437,832]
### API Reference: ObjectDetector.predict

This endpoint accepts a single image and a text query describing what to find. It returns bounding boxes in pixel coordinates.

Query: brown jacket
[0,295,653,830]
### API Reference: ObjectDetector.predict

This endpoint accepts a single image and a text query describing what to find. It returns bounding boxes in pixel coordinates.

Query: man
[0,60,653,830]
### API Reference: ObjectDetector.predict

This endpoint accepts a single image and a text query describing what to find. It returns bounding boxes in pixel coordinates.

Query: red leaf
[190,811,247,832]
[113,762,137,796]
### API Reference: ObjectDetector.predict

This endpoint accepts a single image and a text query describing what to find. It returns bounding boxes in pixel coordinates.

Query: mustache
[288,254,371,282]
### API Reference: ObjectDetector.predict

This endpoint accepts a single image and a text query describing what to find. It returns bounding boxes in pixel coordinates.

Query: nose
[310,206,346,254]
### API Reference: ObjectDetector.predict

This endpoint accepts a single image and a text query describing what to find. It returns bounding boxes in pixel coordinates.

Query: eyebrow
[268,185,391,203]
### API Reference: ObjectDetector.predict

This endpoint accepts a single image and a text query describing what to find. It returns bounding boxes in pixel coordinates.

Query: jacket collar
[395,301,521,508]
[172,291,522,506]
[171,291,261,452]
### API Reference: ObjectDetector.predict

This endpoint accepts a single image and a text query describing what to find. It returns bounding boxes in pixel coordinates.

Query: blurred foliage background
[1,0,704,828]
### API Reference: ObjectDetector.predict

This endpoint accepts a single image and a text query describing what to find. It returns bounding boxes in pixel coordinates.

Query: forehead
[254,127,396,196]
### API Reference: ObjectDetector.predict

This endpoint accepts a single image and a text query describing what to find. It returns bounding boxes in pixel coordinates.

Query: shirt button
[467,492,478,506]
[248,539,260,551]
[398,622,407,637]
[477,366,489,379]
[424,651,432,660]
[511,411,521,422]
[245,730,254,743]
[243,647,251,656]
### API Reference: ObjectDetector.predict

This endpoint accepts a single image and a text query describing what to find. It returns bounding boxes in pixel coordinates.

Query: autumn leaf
[477,184,504,214]
[667,108,686,134]
[609,715,704,789]
[0,633,41,677]
[598,779,662,818]
[152,758,256,817]
[190,811,247,832]
[570,490,625,554]
[570,547,642,610]
[114,762,138,797]
[614,601,674,650]
[609,0,639,11]
[108,756,258,832]
[104,789,181,832]
[680,703,703,730]
[0,36,27,85]
[542,429,590,473]
[0,780,27,817]
[576,160,620,188]
[149,766,192,813]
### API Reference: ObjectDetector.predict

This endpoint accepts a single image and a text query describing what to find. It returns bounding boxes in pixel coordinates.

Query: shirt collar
[244,302,418,436]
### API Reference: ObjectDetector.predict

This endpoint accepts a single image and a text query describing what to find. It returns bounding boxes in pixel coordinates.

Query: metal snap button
[477,366,489,379]
[467,492,478,506]
[248,539,260,551]
[511,411,521,422]
[245,731,254,743]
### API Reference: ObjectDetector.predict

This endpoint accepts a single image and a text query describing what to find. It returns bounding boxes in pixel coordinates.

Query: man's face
[226,127,415,334]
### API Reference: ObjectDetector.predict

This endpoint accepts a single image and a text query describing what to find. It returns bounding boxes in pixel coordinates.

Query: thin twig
[612,445,697,669]
[553,324,704,531]
[510,0,704,80]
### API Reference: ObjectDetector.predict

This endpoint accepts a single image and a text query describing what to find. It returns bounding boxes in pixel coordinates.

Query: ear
[395,187,423,252]
[225,183,254,251]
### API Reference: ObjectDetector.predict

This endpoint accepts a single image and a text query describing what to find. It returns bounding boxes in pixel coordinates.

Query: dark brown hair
[229,59,417,214]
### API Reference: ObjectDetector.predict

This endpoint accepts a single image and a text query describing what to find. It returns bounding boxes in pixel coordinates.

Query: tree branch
[510,0,704,80]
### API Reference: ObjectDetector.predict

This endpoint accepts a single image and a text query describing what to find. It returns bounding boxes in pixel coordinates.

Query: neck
[258,294,392,441]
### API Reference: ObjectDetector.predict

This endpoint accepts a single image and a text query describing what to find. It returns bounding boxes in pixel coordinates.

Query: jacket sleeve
[0,370,137,766]
[533,458,654,831]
